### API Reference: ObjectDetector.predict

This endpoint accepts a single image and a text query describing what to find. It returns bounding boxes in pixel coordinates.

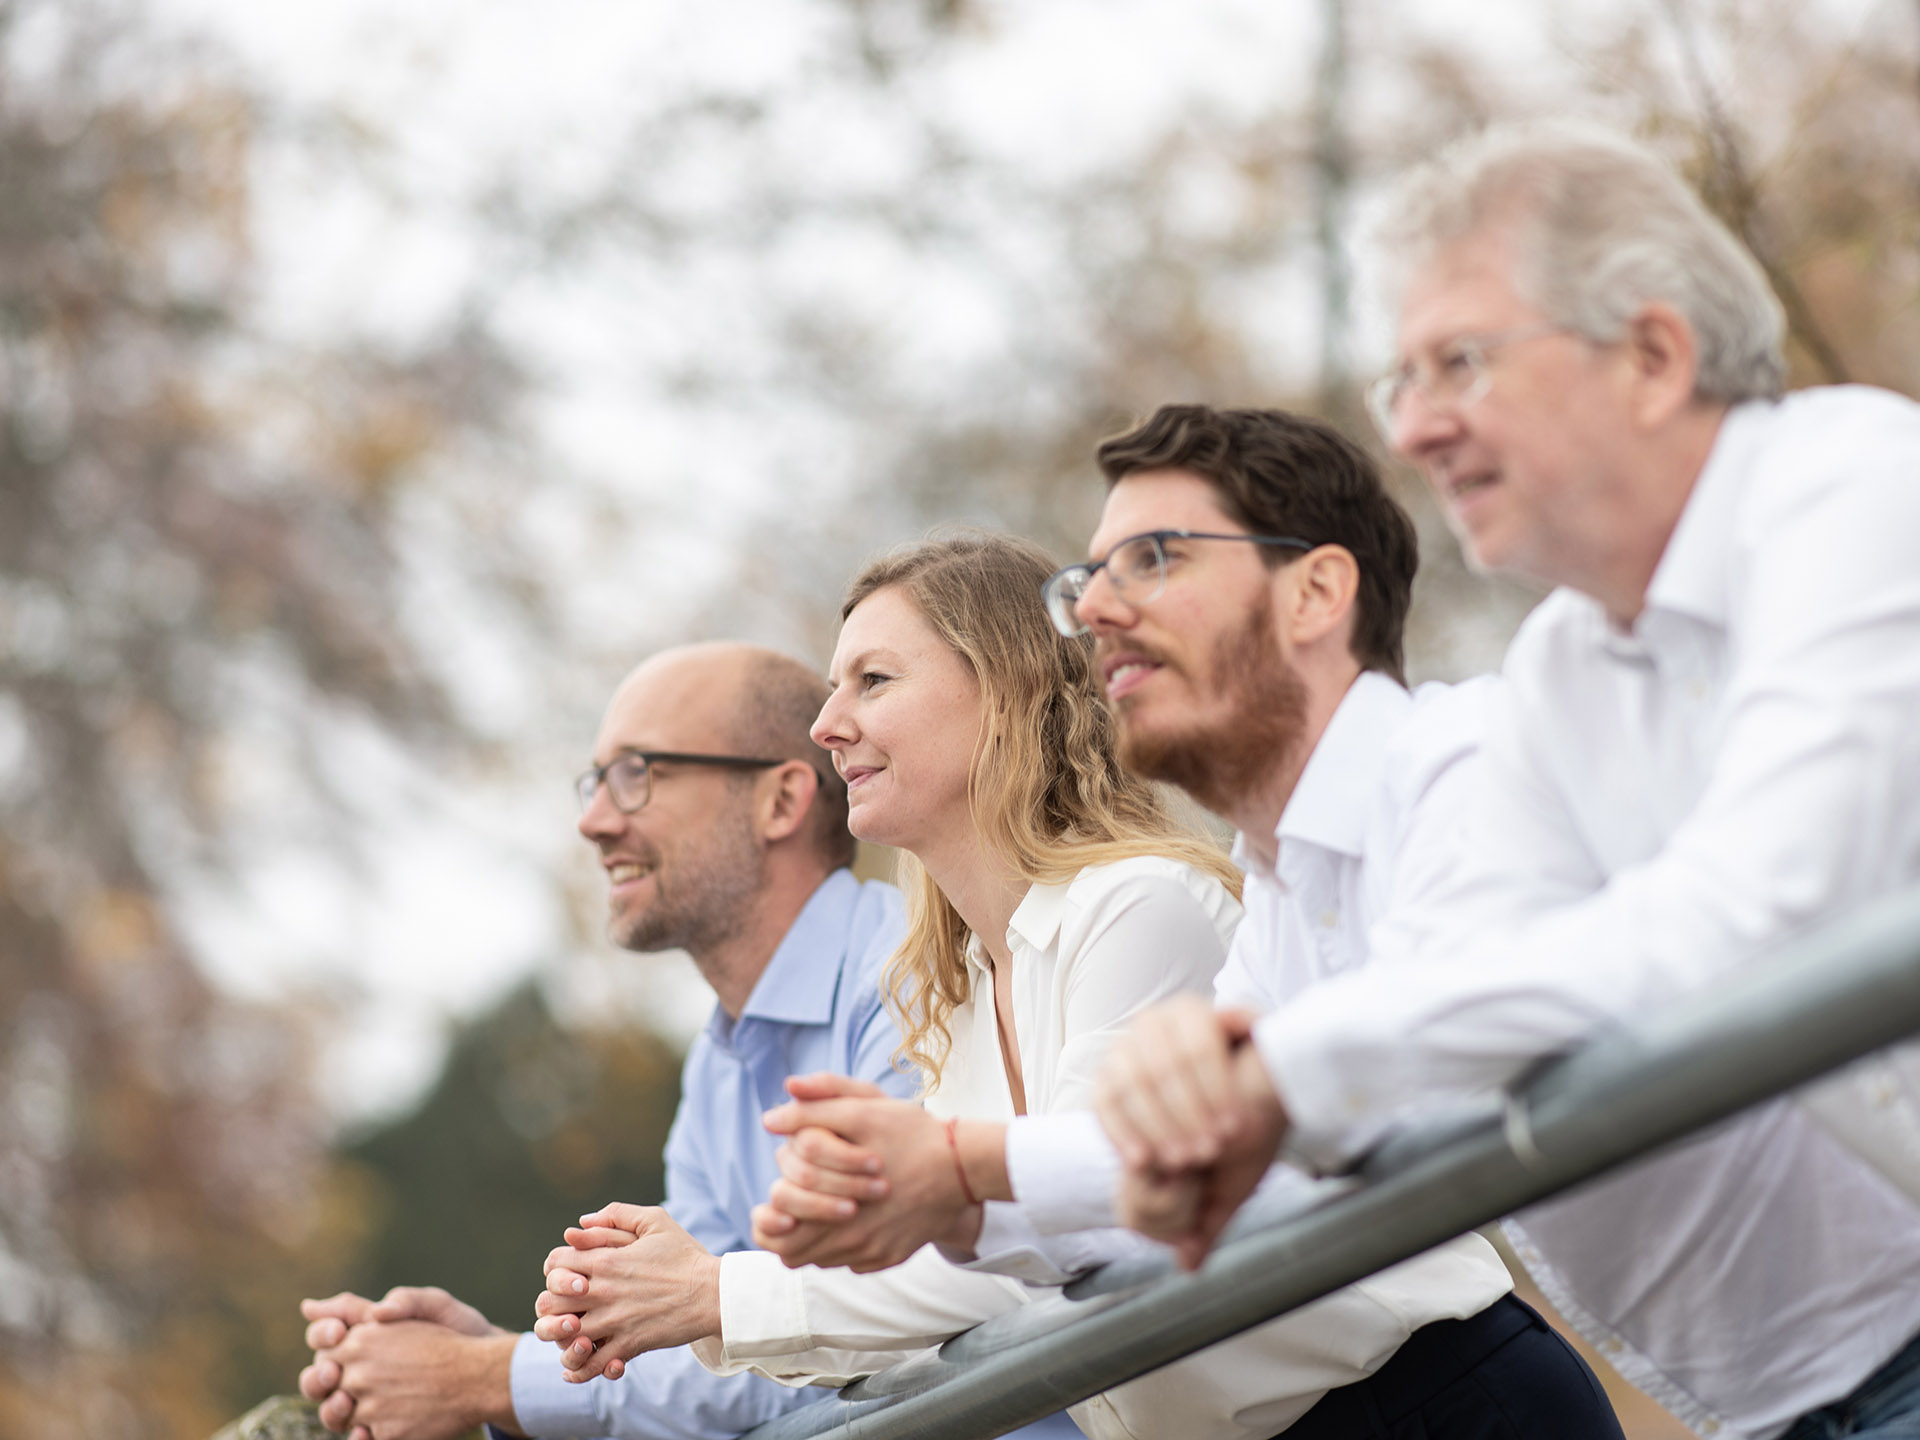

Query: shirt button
[1318,909,1338,930]
[1702,1422,1720,1435]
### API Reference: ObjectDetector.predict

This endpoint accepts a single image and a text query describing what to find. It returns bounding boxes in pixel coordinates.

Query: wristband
[945,1116,981,1206]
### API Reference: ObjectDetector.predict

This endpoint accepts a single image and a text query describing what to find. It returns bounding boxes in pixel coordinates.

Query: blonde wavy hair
[841,531,1241,1086]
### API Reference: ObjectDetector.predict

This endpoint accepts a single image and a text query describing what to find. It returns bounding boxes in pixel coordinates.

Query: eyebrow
[826,646,903,685]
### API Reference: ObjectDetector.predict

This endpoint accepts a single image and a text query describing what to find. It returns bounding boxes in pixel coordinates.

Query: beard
[609,795,768,957]
[1113,602,1308,819]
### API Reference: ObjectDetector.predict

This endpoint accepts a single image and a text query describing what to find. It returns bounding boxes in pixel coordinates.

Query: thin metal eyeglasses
[575,750,787,814]
[1040,529,1314,638]
[1364,323,1570,444]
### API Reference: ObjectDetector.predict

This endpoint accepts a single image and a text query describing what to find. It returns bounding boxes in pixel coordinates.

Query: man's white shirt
[971,676,1514,1437]
[1254,386,1920,1439]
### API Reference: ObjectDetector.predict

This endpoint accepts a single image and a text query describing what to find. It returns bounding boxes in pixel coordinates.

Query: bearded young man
[746,407,1623,1440]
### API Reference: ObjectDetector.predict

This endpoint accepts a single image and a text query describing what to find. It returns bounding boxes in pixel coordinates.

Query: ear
[1624,301,1701,427]
[1282,545,1360,653]
[756,761,818,845]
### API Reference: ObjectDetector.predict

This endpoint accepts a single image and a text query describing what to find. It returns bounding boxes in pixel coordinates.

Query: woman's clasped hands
[532,1203,723,1382]
[752,1072,1003,1272]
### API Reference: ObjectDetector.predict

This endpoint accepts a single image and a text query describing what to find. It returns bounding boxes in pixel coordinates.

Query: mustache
[603,843,662,869]
[1094,636,1180,674]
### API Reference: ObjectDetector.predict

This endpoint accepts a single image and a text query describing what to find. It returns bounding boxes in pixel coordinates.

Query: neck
[1228,664,1360,874]
[915,828,1029,971]
[1587,401,1729,627]
[696,860,836,1019]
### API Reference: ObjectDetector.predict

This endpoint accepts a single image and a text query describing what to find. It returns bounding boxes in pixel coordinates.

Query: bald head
[607,643,853,870]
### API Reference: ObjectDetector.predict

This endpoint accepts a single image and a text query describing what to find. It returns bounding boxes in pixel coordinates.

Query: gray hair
[1377,120,1786,403]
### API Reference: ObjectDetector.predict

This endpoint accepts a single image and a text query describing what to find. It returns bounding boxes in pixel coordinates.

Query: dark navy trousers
[1278,1295,1624,1439]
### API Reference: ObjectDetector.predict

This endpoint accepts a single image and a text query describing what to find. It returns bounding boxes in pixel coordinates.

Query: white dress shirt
[985,674,1514,1433]
[1255,386,1920,1438]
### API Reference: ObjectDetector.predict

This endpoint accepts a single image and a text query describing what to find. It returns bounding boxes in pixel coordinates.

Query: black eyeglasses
[1040,529,1314,637]
[575,750,788,814]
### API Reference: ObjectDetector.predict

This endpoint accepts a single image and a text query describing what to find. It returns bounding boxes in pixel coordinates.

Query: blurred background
[0,0,1914,1434]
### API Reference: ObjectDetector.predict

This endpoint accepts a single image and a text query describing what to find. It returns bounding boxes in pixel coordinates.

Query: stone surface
[208,1396,330,1440]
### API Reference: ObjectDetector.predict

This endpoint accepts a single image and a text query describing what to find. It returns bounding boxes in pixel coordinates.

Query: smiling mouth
[607,860,658,886]
[842,765,881,789]
[1446,470,1499,502]
[1104,658,1162,700]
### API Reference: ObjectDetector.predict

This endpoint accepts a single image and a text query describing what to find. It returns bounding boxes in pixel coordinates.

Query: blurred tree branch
[0,0,551,1430]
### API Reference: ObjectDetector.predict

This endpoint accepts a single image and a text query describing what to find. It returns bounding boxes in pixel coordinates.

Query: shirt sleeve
[505,1329,819,1440]
[1259,430,1920,1166]
[1001,1111,1120,1234]
[696,1244,1039,1379]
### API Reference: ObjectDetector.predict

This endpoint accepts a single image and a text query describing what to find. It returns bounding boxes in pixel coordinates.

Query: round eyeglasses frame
[1363,323,1570,445]
[575,749,788,814]
[1040,529,1314,638]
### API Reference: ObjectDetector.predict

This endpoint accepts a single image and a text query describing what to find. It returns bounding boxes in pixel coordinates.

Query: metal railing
[742,884,1920,1440]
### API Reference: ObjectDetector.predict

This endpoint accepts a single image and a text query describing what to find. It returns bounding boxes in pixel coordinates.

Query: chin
[844,805,896,850]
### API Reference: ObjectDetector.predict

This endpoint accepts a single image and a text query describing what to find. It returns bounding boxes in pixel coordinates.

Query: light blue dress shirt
[502,867,1082,1439]
[503,868,911,1439]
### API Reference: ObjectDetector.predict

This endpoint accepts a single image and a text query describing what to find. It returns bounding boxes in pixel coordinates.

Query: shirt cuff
[507,1330,603,1437]
[1254,1003,1395,1173]
[1004,1112,1120,1234]
[717,1248,813,1361]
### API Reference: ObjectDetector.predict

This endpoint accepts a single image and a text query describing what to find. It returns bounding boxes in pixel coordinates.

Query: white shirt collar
[962,880,1059,975]
[1232,670,1412,875]
[1642,399,1771,631]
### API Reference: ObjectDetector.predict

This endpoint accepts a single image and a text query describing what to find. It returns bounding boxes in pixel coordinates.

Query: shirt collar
[715,868,859,1035]
[1240,670,1412,871]
[1641,399,1768,631]
[962,880,1052,975]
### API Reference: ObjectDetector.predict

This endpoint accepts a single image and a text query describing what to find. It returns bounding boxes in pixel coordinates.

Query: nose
[1072,566,1135,635]
[576,779,623,844]
[810,686,854,752]
[1387,384,1463,462]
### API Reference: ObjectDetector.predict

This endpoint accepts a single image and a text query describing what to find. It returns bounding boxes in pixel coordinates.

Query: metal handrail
[741,884,1920,1440]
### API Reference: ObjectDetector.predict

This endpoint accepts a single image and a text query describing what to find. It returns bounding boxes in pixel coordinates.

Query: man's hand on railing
[533,1204,722,1382]
[1097,1001,1290,1267]
[751,1073,993,1271]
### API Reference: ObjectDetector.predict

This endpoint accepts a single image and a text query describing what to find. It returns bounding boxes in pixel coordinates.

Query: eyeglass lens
[577,753,652,813]
[1045,534,1170,637]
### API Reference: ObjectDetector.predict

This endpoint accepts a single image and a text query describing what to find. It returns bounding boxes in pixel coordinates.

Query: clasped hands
[750,1075,989,1271]
[752,997,1289,1274]
[531,1203,722,1382]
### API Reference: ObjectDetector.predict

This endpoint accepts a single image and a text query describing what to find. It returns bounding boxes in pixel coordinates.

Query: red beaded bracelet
[945,1116,981,1206]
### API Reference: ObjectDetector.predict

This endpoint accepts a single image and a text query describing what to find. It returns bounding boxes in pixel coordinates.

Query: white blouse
[693,858,1236,1425]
